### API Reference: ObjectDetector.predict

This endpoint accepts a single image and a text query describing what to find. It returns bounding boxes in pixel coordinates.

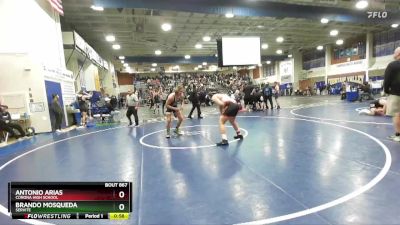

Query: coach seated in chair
[358,81,374,102]
[0,104,26,140]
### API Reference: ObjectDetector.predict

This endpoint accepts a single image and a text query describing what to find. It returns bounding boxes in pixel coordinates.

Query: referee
[126,89,139,127]
[383,47,400,142]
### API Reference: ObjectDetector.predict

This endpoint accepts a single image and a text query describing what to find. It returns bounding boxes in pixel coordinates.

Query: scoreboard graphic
[8,182,132,220]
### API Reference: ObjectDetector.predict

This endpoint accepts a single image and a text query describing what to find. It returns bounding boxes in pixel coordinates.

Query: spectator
[0,104,26,139]
[51,94,63,132]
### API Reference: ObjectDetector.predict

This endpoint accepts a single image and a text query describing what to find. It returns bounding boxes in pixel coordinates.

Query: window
[302,50,325,70]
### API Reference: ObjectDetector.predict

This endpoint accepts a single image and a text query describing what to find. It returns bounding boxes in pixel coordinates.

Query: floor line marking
[231,156,333,225]
[232,116,391,225]
[290,104,392,125]
[139,125,248,150]
[0,116,392,225]
[137,133,145,225]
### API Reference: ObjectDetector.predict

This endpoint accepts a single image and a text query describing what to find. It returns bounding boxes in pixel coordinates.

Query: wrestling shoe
[174,128,183,135]
[216,140,229,146]
[166,131,171,139]
[388,134,399,140]
[392,136,400,142]
[234,134,243,140]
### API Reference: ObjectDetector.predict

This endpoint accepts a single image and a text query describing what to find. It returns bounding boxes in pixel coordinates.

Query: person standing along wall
[51,94,63,132]
[383,47,400,142]
[77,90,91,127]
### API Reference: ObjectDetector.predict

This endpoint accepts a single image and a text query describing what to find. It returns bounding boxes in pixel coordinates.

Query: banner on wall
[73,32,108,70]
[280,60,293,83]
[327,74,365,85]
[328,59,366,75]
[42,65,75,105]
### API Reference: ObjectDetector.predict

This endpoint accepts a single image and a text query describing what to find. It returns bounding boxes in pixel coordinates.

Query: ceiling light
[118,56,125,60]
[317,45,324,50]
[336,39,344,45]
[151,68,156,72]
[355,0,368,9]
[232,66,237,70]
[161,23,172,32]
[321,18,329,24]
[105,35,115,42]
[194,67,199,71]
[266,60,271,64]
[121,60,124,64]
[203,36,211,42]
[391,24,399,28]
[202,62,207,66]
[152,63,157,67]
[123,63,128,67]
[198,65,203,68]
[184,55,191,59]
[155,50,162,55]
[330,30,339,36]
[112,44,120,50]
[276,49,283,54]
[257,25,264,28]
[195,44,202,49]
[276,37,284,43]
[288,54,293,58]
[225,13,234,18]
[90,5,104,11]
[261,43,269,49]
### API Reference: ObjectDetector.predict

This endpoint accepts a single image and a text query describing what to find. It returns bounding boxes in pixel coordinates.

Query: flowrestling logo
[367,11,388,19]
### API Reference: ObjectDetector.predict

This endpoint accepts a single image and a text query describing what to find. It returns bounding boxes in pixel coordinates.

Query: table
[346,91,359,102]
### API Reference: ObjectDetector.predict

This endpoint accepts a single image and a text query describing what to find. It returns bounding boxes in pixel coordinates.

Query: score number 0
[119,191,125,211]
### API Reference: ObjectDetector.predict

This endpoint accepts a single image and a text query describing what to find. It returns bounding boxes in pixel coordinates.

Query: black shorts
[154,96,160,104]
[223,102,240,117]
[166,110,178,118]
[166,104,178,113]
[79,102,88,113]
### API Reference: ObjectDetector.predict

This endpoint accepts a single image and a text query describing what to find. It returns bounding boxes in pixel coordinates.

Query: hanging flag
[48,0,64,16]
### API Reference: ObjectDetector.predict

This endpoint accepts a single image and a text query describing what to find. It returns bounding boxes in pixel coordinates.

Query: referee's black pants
[126,106,139,125]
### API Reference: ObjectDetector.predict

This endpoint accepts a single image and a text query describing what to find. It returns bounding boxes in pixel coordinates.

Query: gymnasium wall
[0,0,66,133]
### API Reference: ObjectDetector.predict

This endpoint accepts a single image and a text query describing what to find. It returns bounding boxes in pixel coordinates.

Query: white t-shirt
[126,94,138,106]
